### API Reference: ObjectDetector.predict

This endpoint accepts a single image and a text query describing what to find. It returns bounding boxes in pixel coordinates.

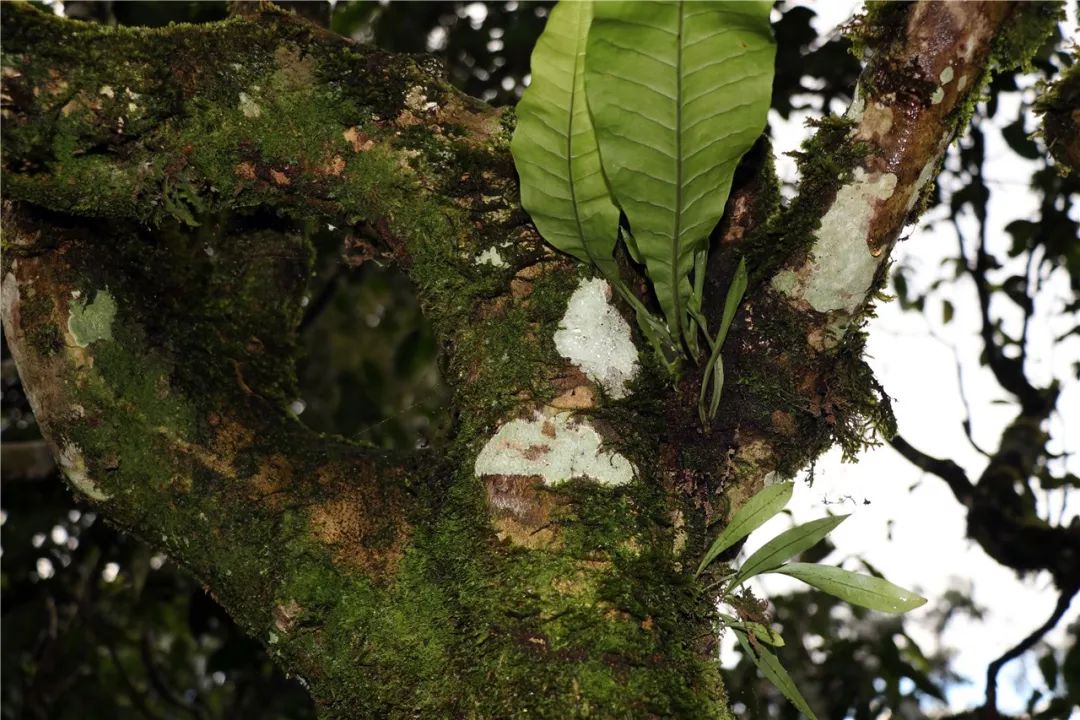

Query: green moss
[991,2,1064,73]
[744,116,869,283]
[2,7,742,716]
[1036,58,1080,173]
[844,2,911,64]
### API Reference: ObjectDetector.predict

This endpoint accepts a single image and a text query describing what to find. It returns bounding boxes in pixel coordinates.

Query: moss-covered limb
[3,199,736,719]
[706,2,1064,496]
[0,2,504,226]
[1,200,420,615]
[1,228,734,720]
[1,6,739,716]
[1036,56,1080,172]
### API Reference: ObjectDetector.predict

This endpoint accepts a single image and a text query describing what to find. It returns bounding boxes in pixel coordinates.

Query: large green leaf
[585,0,774,348]
[511,1,678,368]
[728,514,848,588]
[511,0,619,277]
[773,563,928,614]
[696,481,792,577]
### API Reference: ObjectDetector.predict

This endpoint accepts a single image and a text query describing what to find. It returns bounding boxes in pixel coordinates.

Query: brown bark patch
[549,385,596,411]
[308,475,409,577]
[484,474,564,549]
[273,599,303,634]
[343,126,375,152]
[234,161,257,180]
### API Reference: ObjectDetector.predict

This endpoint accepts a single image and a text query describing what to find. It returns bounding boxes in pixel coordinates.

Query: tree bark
[0,2,1054,717]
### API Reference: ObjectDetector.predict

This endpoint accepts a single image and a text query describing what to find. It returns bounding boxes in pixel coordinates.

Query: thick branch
[717,2,1041,494]
[1,6,730,715]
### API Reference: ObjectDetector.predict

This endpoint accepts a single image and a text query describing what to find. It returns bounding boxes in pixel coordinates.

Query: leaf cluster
[511,0,775,425]
[696,482,927,719]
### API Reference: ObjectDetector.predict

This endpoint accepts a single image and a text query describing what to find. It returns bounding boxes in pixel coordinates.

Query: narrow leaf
[734,629,817,720]
[772,563,928,614]
[698,257,748,425]
[728,514,848,588]
[586,1,775,347]
[719,614,785,647]
[511,0,620,277]
[696,481,792,577]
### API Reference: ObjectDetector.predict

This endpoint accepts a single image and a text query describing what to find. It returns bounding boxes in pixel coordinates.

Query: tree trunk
[0,3,1054,717]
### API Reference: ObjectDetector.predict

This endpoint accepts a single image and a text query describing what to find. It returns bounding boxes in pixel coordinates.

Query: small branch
[889,434,974,505]
[139,629,207,720]
[0,440,56,481]
[982,584,1077,715]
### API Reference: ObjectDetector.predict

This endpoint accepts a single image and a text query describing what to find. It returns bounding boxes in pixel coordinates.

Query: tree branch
[888,435,973,505]
[983,584,1077,715]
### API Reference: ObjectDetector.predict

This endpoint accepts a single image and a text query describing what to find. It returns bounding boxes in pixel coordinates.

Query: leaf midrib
[673,0,686,345]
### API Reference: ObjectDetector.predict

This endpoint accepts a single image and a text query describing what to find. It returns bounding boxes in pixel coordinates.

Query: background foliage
[2,2,1077,718]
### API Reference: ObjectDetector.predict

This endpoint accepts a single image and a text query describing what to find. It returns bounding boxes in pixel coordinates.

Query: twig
[983,584,1077,715]
[888,435,974,506]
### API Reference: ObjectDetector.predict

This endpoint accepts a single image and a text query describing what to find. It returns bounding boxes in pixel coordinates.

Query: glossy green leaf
[735,628,817,720]
[728,514,848,588]
[696,481,792,577]
[512,0,620,278]
[773,563,928,614]
[586,1,775,347]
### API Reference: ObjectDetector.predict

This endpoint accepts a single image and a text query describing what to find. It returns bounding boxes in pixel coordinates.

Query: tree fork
[0,2,1056,717]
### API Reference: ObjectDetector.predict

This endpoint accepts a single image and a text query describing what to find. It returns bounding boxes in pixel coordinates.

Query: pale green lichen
[474,410,635,486]
[474,247,507,268]
[239,91,262,118]
[773,168,897,315]
[59,443,110,500]
[67,289,117,347]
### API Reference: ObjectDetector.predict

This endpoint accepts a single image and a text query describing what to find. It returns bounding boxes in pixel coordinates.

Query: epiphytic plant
[512,0,773,424]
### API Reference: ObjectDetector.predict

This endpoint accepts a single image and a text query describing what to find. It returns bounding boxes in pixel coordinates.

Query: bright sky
[718,3,1080,717]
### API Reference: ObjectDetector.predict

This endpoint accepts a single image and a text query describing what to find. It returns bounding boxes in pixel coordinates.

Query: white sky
[718,3,1080,718]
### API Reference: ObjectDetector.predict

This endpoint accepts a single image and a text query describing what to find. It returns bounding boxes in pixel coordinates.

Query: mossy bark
[0,2,1050,717]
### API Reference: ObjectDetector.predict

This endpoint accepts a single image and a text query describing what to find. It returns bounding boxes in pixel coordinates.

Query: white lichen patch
[67,290,117,347]
[99,85,115,98]
[238,91,261,118]
[553,279,639,399]
[930,87,945,105]
[774,168,897,315]
[59,443,110,501]
[474,411,634,487]
[475,247,508,268]
[854,99,893,142]
[404,85,438,113]
[939,66,954,85]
